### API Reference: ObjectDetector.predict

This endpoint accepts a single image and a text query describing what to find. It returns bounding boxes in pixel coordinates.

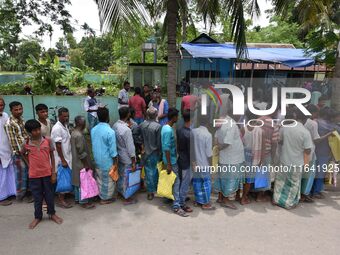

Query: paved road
[1,187,339,255]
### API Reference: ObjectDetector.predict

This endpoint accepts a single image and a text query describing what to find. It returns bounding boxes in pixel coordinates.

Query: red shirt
[129,95,146,119]
[23,137,54,178]
[182,95,198,111]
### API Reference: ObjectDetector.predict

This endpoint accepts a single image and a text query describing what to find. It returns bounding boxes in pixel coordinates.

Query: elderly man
[0,97,16,206]
[51,107,73,208]
[91,108,118,204]
[139,107,161,200]
[4,101,30,202]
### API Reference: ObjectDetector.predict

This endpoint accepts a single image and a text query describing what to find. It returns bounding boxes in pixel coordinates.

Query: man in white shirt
[214,107,245,210]
[273,108,313,209]
[0,97,16,206]
[84,88,99,132]
[51,107,72,208]
[118,81,130,109]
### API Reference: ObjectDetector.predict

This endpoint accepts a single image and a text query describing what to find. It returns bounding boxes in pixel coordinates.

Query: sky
[20,0,273,49]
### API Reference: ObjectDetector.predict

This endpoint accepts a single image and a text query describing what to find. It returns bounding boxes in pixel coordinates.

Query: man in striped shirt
[4,101,30,201]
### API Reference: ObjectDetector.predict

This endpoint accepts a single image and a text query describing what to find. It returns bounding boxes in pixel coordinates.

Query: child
[22,119,63,229]
[35,104,51,137]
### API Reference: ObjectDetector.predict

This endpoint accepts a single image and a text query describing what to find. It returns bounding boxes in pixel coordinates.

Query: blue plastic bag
[56,165,73,193]
[254,166,270,189]
[121,166,141,199]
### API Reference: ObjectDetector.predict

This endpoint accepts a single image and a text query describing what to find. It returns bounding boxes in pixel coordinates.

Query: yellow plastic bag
[212,145,219,169]
[141,167,145,179]
[157,162,164,173]
[156,169,177,200]
[328,131,340,162]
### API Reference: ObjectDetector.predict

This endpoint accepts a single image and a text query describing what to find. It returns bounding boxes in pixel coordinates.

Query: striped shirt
[258,116,279,157]
[4,116,28,154]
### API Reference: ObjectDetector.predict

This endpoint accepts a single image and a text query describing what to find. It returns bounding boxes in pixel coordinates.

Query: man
[118,81,130,109]
[256,106,280,201]
[84,88,99,132]
[311,107,335,198]
[139,107,161,200]
[4,101,30,202]
[113,107,137,205]
[71,116,95,209]
[301,105,332,202]
[51,107,72,208]
[129,87,146,125]
[0,97,16,206]
[176,110,193,213]
[161,108,187,216]
[214,107,245,210]
[35,104,52,137]
[156,93,169,126]
[191,113,215,210]
[142,84,152,106]
[273,108,313,209]
[91,108,118,204]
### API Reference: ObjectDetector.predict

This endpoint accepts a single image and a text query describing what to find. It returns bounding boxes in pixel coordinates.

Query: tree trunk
[331,40,340,111]
[181,9,187,43]
[167,0,179,107]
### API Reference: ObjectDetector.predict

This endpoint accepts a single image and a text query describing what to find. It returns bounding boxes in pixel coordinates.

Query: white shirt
[215,116,245,165]
[0,112,13,168]
[38,118,51,137]
[304,118,320,161]
[279,122,313,166]
[118,89,129,109]
[51,121,72,170]
[84,96,99,118]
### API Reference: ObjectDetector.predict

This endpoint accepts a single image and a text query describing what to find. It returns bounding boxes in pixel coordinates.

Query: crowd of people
[0,82,339,229]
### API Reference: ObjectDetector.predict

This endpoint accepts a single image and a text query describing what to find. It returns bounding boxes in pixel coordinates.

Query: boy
[35,104,51,137]
[22,119,63,229]
[128,87,146,125]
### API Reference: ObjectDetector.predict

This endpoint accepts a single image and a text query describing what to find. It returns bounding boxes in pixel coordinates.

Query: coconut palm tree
[93,0,266,106]
[273,0,340,111]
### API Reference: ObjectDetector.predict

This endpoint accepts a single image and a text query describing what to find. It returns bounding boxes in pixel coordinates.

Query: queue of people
[0,84,339,229]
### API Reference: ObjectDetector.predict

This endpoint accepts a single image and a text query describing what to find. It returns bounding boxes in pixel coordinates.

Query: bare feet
[240,197,251,205]
[57,200,73,209]
[220,200,237,210]
[50,214,63,225]
[29,219,41,229]
[80,203,96,209]
[123,198,138,205]
[201,203,216,210]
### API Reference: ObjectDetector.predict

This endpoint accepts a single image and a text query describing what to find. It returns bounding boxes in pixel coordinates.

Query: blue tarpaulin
[181,43,315,68]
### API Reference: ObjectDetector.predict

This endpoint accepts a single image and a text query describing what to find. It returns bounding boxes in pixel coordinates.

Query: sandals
[57,201,73,209]
[173,208,189,217]
[181,206,193,213]
[201,204,216,211]
[0,200,12,206]
[81,203,96,209]
[123,198,138,206]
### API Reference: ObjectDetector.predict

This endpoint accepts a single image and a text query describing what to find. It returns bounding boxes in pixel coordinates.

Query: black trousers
[29,176,56,219]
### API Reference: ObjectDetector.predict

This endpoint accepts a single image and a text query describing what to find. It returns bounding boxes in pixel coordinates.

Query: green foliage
[26,55,65,93]
[55,38,68,57]
[62,67,85,87]
[79,34,115,71]
[16,39,42,70]
[68,48,86,70]
[0,80,27,95]
[246,17,304,48]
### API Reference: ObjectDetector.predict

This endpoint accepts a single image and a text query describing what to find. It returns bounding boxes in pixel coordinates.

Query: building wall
[178,50,234,83]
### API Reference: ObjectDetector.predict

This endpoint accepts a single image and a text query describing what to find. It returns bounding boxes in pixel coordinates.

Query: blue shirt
[161,124,177,165]
[91,122,117,171]
[153,100,169,126]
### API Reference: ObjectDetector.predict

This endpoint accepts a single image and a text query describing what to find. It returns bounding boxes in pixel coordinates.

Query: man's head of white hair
[147,106,158,120]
